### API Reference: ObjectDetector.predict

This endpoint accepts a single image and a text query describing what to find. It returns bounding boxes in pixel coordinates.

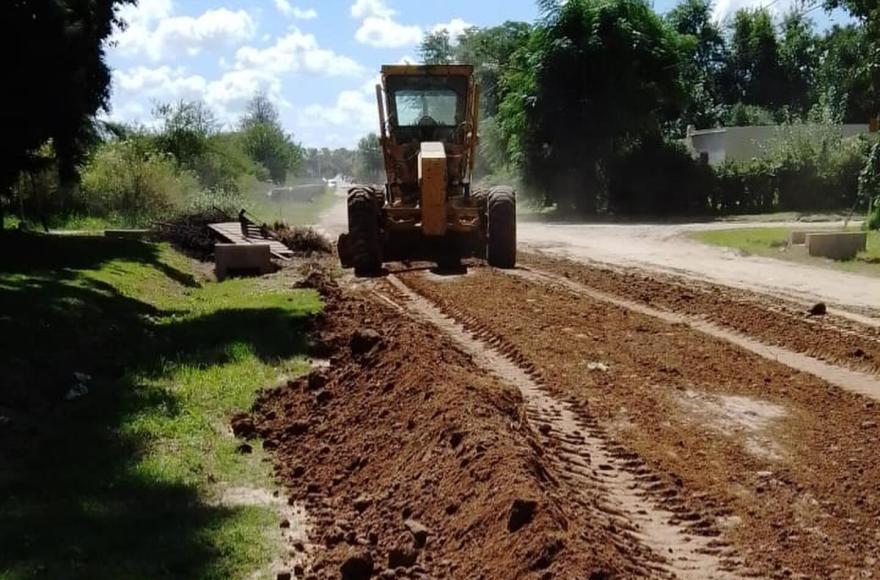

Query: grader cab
[337,64,516,275]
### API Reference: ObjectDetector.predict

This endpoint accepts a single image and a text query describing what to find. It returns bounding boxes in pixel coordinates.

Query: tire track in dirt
[382,274,747,580]
[512,267,880,403]
[522,253,880,374]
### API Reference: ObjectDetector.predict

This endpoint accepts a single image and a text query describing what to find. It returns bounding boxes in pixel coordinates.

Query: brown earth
[401,265,880,578]
[522,252,880,376]
[242,252,880,579]
[247,267,650,579]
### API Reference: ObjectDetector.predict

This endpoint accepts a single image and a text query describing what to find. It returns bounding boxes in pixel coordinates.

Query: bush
[725,103,777,126]
[80,139,200,221]
[607,138,715,215]
[862,142,880,230]
[764,125,866,212]
[710,127,872,215]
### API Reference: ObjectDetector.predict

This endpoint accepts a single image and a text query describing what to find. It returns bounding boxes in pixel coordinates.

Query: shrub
[607,138,715,215]
[711,126,871,215]
[862,142,880,230]
[725,103,777,126]
[80,139,200,221]
[763,125,866,211]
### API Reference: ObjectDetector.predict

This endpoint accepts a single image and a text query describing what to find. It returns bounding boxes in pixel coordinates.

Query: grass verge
[0,233,320,579]
[692,227,880,277]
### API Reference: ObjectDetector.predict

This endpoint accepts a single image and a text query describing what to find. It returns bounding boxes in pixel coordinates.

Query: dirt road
[241,255,880,578]
[248,202,880,578]
[317,194,880,317]
[518,220,880,318]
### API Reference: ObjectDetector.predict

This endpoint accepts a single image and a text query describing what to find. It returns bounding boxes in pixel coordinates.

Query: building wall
[685,124,870,166]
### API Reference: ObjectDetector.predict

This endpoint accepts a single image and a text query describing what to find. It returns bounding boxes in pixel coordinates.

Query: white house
[684,124,870,166]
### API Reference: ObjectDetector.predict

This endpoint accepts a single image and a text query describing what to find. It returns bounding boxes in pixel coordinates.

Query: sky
[105,0,855,149]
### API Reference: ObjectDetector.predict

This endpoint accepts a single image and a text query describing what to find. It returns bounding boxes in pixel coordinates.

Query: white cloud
[297,74,381,138]
[712,0,794,21]
[104,100,150,125]
[114,65,208,99]
[116,0,172,27]
[233,27,362,76]
[205,69,288,123]
[274,0,318,19]
[351,0,394,19]
[431,17,473,41]
[115,6,256,61]
[355,17,422,48]
[350,0,422,48]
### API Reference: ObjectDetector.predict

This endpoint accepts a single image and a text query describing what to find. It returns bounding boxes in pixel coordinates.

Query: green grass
[0,233,321,579]
[692,227,880,277]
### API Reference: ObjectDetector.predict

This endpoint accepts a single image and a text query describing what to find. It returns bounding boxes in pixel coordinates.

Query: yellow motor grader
[337,64,516,275]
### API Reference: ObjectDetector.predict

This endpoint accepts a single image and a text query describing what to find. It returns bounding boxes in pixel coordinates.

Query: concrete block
[215,243,273,280]
[806,232,867,260]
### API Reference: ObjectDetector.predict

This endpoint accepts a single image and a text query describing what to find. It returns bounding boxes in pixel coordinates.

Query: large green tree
[666,0,727,131]
[816,24,875,122]
[499,0,685,212]
[239,94,302,184]
[825,0,879,115]
[455,22,532,117]
[778,10,820,115]
[419,30,454,64]
[722,8,785,109]
[0,0,133,222]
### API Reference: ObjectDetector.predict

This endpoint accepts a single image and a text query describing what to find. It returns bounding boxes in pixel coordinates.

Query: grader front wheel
[486,186,516,269]
[346,188,382,276]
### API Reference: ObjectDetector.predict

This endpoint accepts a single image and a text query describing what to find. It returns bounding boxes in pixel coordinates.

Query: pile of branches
[153,207,231,257]
[270,221,332,255]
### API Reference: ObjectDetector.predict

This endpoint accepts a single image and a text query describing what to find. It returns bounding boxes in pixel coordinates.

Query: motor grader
[337,64,516,275]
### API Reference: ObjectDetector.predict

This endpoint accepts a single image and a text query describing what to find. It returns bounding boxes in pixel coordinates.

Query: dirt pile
[523,253,880,375]
[402,266,880,578]
[246,282,631,579]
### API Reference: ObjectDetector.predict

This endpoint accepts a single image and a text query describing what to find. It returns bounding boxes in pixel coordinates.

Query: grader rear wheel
[486,186,516,269]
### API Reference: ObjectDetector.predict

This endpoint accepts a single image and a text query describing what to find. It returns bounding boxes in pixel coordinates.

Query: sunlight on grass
[693,227,880,277]
[0,236,320,579]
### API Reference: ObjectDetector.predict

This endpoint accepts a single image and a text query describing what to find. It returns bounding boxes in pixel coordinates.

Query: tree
[455,22,532,117]
[420,30,454,64]
[238,94,302,184]
[666,0,727,131]
[354,134,383,182]
[153,100,218,167]
[722,8,785,110]
[778,10,820,115]
[0,0,134,224]
[825,0,880,113]
[499,0,685,212]
[241,91,280,126]
[666,0,725,71]
[816,24,874,122]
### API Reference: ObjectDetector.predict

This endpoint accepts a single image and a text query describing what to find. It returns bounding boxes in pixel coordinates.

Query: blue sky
[106,0,853,148]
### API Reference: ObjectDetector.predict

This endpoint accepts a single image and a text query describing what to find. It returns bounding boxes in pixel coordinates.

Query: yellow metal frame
[384,204,481,233]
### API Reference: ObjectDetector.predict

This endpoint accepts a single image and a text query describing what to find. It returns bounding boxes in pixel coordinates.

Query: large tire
[347,187,382,276]
[487,186,516,268]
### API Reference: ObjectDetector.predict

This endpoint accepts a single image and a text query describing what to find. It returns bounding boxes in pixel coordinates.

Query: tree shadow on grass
[0,234,313,579]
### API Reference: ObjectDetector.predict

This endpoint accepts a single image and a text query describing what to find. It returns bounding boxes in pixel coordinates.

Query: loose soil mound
[524,253,880,375]
[403,266,880,578]
[247,283,629,579]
